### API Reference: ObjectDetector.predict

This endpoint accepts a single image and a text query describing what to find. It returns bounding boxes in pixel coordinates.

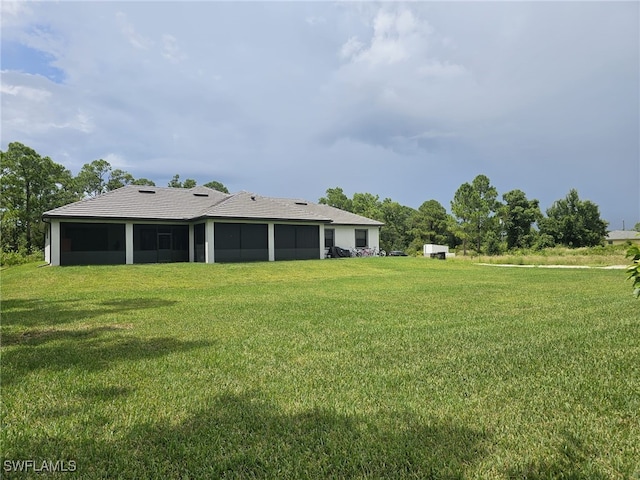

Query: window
[355,229,368,248]
[324,229,335,248]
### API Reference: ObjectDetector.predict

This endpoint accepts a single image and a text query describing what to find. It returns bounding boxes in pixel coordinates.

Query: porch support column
[125,223,134,264]
[188,224,195,262]
[205,220,215,263]
[268,222,275,261]
[50,219,61,266]
[319,224,325,259]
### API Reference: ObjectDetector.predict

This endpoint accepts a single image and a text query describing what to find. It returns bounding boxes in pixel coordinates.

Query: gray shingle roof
[203,192,332,222]
[271,197,384,226]
[606,230,640,241]
[43,185,230,220]
[43,186,384,226]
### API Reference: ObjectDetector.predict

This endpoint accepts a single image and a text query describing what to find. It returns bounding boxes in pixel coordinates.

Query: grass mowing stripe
[1,259,638,478]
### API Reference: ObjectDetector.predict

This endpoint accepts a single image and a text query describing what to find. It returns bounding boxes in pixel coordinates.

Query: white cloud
[0,0,31,27]
[74,110,94,134]
[102,152,128,169]
[0,2,636,225]
[162,34,186,63]
[417,61,468,79]
[0,82,51,102]
[1,71,94,141]
[305,15,326,26]
[116,11,153,50]
[347,8,432,66]
[339,36,364,60]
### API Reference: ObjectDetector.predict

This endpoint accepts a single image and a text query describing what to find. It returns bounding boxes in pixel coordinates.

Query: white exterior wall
[369,227,380,249]
[330,225,380,250]
[44,222,51,264]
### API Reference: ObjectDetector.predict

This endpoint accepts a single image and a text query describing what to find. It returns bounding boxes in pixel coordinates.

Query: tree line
[1,141,614,257]
[319,174,611,255]
[0,142,229,253]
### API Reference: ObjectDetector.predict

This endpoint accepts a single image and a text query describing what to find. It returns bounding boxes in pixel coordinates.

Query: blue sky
[1,1,638,228]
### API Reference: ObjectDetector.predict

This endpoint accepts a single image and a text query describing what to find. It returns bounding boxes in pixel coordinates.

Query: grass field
[1,258,638,479]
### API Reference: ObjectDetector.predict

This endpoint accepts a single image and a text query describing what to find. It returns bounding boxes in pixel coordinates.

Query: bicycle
[352,247,386,257]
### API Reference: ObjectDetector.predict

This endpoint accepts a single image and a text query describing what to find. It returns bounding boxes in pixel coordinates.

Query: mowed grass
[1,258,638,479]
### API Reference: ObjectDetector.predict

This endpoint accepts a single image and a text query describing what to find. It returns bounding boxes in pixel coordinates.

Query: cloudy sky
[2,1,638,228]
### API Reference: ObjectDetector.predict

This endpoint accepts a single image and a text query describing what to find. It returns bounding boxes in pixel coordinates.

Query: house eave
[42,214,194,223]
[197,215,334,224]
[42,213,337,224]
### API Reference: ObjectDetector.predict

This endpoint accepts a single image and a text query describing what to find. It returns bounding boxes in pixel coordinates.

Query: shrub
[626,246,640,298]
[0,249,44,267]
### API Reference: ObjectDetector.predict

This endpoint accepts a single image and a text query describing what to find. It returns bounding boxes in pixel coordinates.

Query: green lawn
[1,258,638,479]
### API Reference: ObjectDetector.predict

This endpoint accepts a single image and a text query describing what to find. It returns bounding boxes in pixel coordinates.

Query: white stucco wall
[329,225,380,251]
[44,223,51,264]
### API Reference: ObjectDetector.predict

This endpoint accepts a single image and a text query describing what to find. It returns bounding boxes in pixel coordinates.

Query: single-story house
[605,230,640,246]
[42,185,384,266]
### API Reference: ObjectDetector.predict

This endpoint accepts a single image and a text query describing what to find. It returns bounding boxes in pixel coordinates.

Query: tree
[319,187,353,212]
[203,180,229,193]
[168,174,197,189]
[539,189,608,247]
[76,159,112,197]
[379,199,414,252]
[450,183,474,255]
[351,192,382,221]
[501,189,542,250]
[470,174,500,253]
[408,200,450,251]
[168,174,181,188]
[132,178,156,186]
[1,142,78,252]
[76,160,139,195]
[106,169,135,191]
[451,175,499,255]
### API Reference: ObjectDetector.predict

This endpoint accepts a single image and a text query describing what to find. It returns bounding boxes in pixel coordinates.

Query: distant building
[605,230,640,246]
